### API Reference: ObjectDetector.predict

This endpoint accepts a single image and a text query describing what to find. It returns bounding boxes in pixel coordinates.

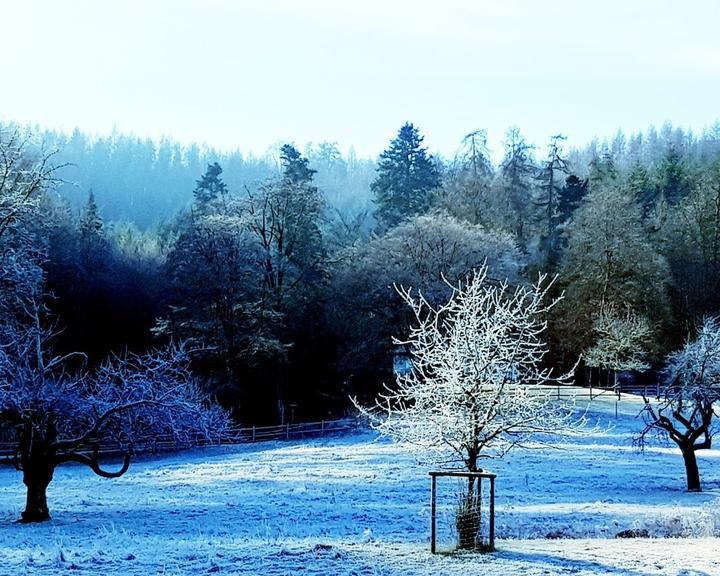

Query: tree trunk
[681,446,701,492]
[457,475,480,550]
[18,418,57,523]
[21,475,51,523]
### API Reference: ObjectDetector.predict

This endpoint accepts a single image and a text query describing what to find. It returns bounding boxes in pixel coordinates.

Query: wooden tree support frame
[429,470,496,554]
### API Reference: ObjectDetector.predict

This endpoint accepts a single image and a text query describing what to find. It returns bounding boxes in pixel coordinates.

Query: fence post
[286,423,290,440]
[321,420,324,435]
[430,473,437,554]
[489,476,495,550]
[252,426,256,442]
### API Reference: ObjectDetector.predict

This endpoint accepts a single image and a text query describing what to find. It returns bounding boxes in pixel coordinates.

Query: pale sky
[1,0,719,159]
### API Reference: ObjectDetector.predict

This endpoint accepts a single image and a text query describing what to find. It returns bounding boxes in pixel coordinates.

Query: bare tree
[355,267,581,547]
[637,317,720,492]
[0,128,65,241]
[0,318,230,523]
[584,303,654,389]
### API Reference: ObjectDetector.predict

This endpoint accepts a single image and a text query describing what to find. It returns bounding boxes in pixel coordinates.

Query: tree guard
[430,470,496,554]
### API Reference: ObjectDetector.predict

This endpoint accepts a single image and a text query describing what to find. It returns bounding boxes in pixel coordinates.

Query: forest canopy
[2,119,720,425]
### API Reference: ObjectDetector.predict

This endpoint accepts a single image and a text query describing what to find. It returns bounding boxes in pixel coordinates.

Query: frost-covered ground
[1,392,719,575]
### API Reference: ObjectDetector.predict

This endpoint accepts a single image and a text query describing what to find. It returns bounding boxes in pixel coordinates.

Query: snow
[0,391,719,575]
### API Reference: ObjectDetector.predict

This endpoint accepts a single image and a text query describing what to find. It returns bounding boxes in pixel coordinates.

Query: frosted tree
[0,128,63,241]
[584,303,654,389]
[0,318,231,523]
[0,129,64,339]
[355,267,580,546]
[556,183,671,358]
[637,318,720,492]
[331,213,524,395]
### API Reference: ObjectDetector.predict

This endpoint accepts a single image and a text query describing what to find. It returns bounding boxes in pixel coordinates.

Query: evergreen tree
[500,127,535,246]
[78,190,108,270]
[657,145,692,205]
[627,161,655,216]
[588,146,618,186]
[535,135,569,269]
[371,123,440,229]
[557,175,588,225]
[280,143,316,186]
[79,190,102,238]
[192,162,228,209]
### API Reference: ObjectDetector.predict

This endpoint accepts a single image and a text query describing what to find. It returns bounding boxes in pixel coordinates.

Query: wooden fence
[0,382,664,466]
[0,418,359,465]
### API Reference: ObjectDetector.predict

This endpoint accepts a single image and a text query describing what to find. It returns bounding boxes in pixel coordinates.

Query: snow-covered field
[1,392,719,575]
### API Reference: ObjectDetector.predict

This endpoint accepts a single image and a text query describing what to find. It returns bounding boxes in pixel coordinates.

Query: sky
[1,0,719,160]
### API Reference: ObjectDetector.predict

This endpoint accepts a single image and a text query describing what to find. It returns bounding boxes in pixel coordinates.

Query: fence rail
[0,418,358,465]
[0,382,665,466]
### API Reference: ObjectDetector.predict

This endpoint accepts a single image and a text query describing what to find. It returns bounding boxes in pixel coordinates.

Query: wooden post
[321,420,324,435]
[489,476,495,550]
[286,423,290,440]
[430,473,437,554]
[252,426,256,442]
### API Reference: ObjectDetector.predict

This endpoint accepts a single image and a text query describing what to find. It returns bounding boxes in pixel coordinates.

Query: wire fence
[0,418,359,465]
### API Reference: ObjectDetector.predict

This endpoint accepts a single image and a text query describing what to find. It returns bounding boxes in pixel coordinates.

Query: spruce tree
[371,123,440,229]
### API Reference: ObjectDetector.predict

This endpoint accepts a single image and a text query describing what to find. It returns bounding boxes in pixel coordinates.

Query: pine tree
[557,175,588,225]
[440,130,494,226]
[192,162,228,209]
[280,144,316,187]
[78,190,108,270]
[588,146,618,186]
[627,161,655,216]
[657,145,692,205]
[79,190,103,240]
[371,123,440,229]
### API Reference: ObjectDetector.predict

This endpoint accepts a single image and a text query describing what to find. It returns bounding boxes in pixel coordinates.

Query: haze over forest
[3,4,720,573]
[2,116,720,424]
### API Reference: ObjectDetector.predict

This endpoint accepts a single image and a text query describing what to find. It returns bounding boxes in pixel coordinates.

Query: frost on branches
[356,267,580,473]
[0,322,231,523]
[584,303,653,387]
[637,317,720,492]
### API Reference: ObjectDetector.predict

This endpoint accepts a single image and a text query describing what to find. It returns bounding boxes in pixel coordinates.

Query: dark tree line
[3,120,720,439]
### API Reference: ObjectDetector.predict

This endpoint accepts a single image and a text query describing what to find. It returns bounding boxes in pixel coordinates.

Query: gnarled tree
[0,321,230,523]
[637,317,720,492]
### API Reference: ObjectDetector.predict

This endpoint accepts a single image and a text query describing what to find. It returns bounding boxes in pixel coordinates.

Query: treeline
[4,124,376,227]
[2,120,720,424]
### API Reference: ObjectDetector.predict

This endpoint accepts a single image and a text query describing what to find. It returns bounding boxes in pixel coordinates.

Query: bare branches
[584,303,654,373]
[355,265,582,471]
[55,450,131,479]
[636,317,720,490]
[0,128,66,240]
[0,328,232,457]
